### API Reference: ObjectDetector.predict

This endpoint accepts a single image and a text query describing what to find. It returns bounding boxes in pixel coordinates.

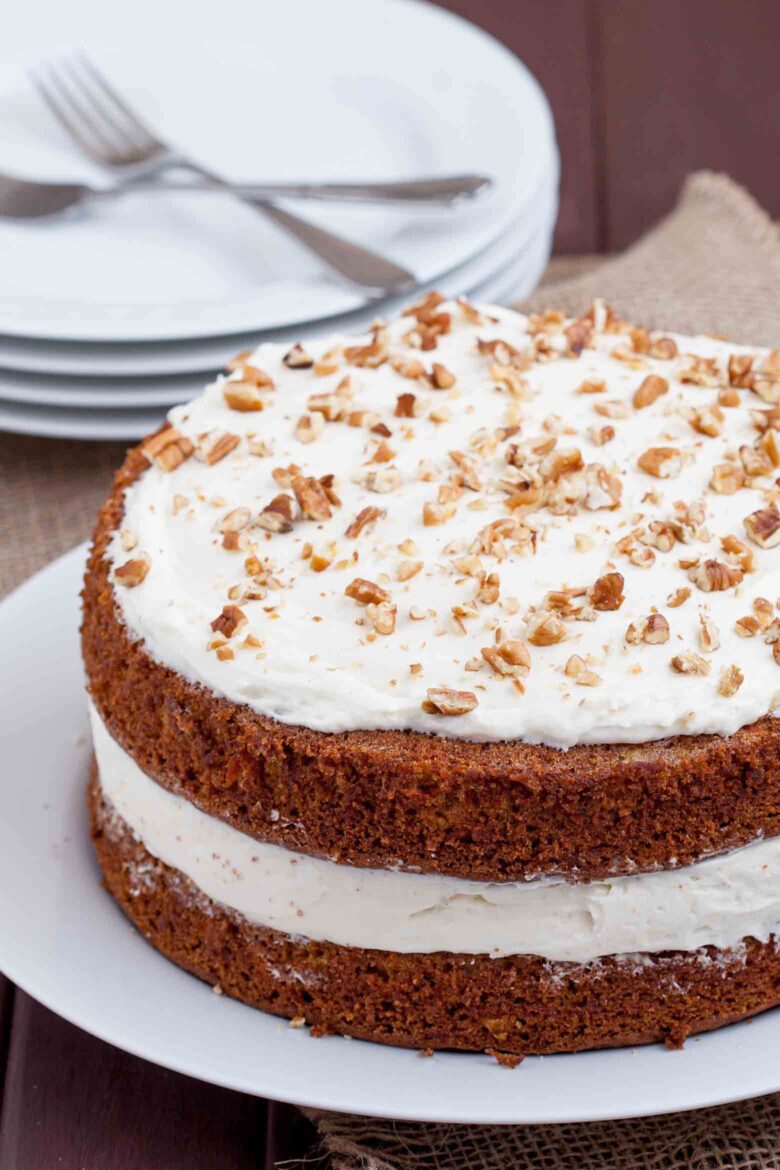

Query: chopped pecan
[699,610,720,652]
[353,465,402,494]
[256,493,295,534]
[594,399,631,419]
[449,450,481,491]
[295,413,325,443]
[282,343,314,369]
[210,605,247,639]
[235,363,274,388]
[583,463,622,510]
[626,613,669,644]
[679,355,722,387]
[526,610,567,646]
[687,404,724,437]
[719,665,744,696]
[292,475,333,521]
[430,362,456,389]
[423,687,478,716]
[563,654,601,686]
[744,503,780,548]
[667,586,691,608]
[637,447,682,479]
[709,462,745,495]
[345,578,390,605]
[194,430,240,465]
[219,507,251,533]
[758,429,780,467]
[143,427,194,472]
[671,651,711,676]
[563,317,593,357]
[368,600,397,635]
[633,374,668,409]
[729,353,755,387]
[722,534,756,573]
[395,392,418,418]
[588,571,625,611]
[740,445,773,478]
[588,424,615,446]
[476,572,500,604]
[345,506,385,539]
[735,615,760,637]
[223,382,266,412]
[397,559,423,582]
[688,559,743,592]
[344,327,388,368]
[114,555,150,588]
[482,639,531,678]
[423,501,456,526]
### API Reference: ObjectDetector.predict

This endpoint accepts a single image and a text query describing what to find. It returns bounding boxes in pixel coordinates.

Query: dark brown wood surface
[2,2,780,1165]
[436,0,780,253]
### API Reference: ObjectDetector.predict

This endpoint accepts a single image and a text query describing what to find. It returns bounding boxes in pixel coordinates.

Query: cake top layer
[108,295,780,748]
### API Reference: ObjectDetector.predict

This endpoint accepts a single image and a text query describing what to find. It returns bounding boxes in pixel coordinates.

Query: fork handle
[176,160,417,295]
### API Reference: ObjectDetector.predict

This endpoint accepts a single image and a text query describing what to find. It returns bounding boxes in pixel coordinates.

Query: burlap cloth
[3,170,780,1165]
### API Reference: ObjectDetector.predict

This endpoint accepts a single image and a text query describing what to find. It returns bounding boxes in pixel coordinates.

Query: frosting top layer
[108,296,780,748]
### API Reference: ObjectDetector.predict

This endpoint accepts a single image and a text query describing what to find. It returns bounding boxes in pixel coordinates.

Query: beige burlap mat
[308,1092,780,1170]
[3,168,780,1165]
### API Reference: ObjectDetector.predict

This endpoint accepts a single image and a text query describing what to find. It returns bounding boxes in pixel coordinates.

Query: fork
[31,54,418,295]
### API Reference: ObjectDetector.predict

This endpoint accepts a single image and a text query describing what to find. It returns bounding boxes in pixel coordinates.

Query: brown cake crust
[90,768,780,1056]
[82,438,780,883]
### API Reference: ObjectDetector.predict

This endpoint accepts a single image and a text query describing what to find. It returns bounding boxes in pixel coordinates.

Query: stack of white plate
[0,0,558,441]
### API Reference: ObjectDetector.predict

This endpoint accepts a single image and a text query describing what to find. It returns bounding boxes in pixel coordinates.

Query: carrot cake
[82,294,780,1057]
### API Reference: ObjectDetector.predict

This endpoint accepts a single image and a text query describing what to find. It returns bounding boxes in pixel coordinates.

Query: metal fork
[31,54,418,295]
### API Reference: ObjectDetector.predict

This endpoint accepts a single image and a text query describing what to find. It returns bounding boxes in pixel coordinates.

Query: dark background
[435,0,780,253]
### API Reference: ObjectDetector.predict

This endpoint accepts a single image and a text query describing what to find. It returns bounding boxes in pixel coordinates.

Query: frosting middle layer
[91,704,780,961]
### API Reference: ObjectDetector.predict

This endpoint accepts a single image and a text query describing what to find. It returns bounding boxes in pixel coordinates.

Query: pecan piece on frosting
[526,610,567,646]
[744,503,780,549]
[637,447,682,479]
[345,578,390,606]
[292,474,333,521]
[632,374,668,409]
[719,665,744,696]
[194,430,240,465]
[422,687,479,716]
[588,571,625,611]
[345,506,385,539]
[256,493,295,534]
[223,382,266,412]
[210,605,247,639]
[482,639,531,678]
[294,412,325,444]
[687,559,743,592]
[282,342,314,369]
[143,428,194,472]
[671,651,711,676]
[625,613,669,645]
[114,555,150,588]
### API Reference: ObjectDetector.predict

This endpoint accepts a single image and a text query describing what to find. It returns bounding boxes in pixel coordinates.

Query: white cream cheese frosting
[107,297,780,748]
[92,703,780,961]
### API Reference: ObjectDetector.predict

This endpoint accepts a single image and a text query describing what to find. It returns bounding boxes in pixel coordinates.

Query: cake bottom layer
[89,768,780,1057]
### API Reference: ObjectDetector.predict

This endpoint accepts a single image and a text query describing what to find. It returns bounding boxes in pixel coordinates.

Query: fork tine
[75,53,163,153]
[59,55,154,155]
[30,68,114,163]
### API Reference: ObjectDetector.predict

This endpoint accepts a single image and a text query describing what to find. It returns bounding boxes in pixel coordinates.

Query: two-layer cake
[82,295,780,1057]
